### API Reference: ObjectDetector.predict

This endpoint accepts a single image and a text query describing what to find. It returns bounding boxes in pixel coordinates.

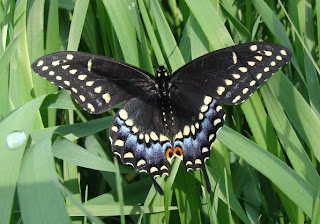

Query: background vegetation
[0,0,319,223]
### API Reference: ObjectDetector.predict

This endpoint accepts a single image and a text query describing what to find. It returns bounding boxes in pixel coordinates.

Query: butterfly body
[32,42,291,194]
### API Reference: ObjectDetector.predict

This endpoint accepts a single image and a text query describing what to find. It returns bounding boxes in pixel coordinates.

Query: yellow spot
[150,167,158,173]
[250,80,256,86]
[56,76,62,80]
[71,87,77,93]
[264,67,270,72]
[114,140,124,146]
[102,93,111,103]
[125,119,133,126]
[217,86,225,95]
[232,52,237,64]
[145,134,150,143]
[191,125,196,135]
[256,73,263,79]
[216,105,222,112]
[119,109,128,120]
[209,134,215,141]
[37,60,44,66]
[239,67,248,73]
[264,50,272,56]
[42,66,49,71]
[69,69,77,74]
[198,113,204,120]
[150,132,158,141]
[248,61,255,66]
[183,126,190,136]
[213,118,222,126]
[203,96,212,105]
[78,74,87,80]
[88,59,92,71]
[270,61,276,66]
[276,55,282,60]
[132,126,138,133]
[250,45,258,51]
[255,56,263,61]
[280,50,287,55]
[87,103,95,112]
[64,81,70,86]
[111,126,118,132]
[225,79,233,86]
[124,152,134,158]
[79,95,86,102]
[232,95,241,103]
[137,159,146,166]
[86,81,94,86]
[195,159,202,164]
[49,71,55,76]
[202,147,209,153]
[67,54,74,60]
[243,88,249,94]
[160,165,168,170]
[94,86,102,93]
[52,60,60,66]
[195,123,200,129]
[62,65,70,70]
[232,73,241,79]
[160,134,169,142]
[186,161,193,166]
[139,133,144,140]
[175,131,183,140]
[201,105,208,113]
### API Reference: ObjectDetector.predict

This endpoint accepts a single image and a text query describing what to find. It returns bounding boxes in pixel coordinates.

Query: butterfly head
[156,66,170,78]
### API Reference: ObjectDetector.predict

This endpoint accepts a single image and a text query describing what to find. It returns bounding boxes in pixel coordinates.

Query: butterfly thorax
[155,66,175,133]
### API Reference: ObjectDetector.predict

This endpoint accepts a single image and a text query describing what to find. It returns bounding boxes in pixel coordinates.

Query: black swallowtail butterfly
[32,42,291,195]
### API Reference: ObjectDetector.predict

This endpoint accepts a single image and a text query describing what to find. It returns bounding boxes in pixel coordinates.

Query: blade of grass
[17,136,71,224]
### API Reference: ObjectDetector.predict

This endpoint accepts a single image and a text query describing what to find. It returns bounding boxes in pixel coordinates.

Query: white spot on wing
[88,59,92,71]
[114,140,124,146]
[250,45,258,51]
[239,67,248,73]
[67,54,74,60]
[119,109,128,120]
[232,73,240,79]
[87,103,95,112]
[232,52,237,64]
[203,96,212,105]
[37,60,44,66]
[217,86,225,95]
[94,86,102,93]
[102,93,111,103]
[78,74,87,80]
[86,81,94,86]
[42,66,49,71]
[69,69,77,74]
[255,56,263,61]
[280,50,287,55]
[124,152,134,158]
[62,65,70,70]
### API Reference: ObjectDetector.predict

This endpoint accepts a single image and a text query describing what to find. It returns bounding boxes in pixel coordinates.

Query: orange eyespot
[166,148,174,159]
[174,146,183,157]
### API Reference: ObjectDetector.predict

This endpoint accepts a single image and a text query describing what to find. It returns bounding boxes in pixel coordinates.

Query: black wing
[170,42,291,105]
[32,52,156,114]
[170,92,225,192]
[109,95,173,195]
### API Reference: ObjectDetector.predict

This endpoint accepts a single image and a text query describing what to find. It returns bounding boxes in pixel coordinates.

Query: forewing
[109,96,172,195]
[171,91,225,191]
[171,42,291,105]
[32,52,156,114]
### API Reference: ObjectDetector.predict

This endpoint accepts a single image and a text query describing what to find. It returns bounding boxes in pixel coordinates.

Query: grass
[0,0,320,223]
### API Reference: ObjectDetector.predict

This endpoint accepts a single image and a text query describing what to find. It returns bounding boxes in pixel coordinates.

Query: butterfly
[32,42,291,195]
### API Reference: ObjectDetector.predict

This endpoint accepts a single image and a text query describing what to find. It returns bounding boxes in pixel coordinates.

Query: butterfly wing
[109,95,173,195]
[32,52,156,114]
[170,91,225,192]
[170,42,292,105]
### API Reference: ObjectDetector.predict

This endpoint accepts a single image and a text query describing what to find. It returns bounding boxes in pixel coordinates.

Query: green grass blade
[218,126,316,218]
[17,137,71,224]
